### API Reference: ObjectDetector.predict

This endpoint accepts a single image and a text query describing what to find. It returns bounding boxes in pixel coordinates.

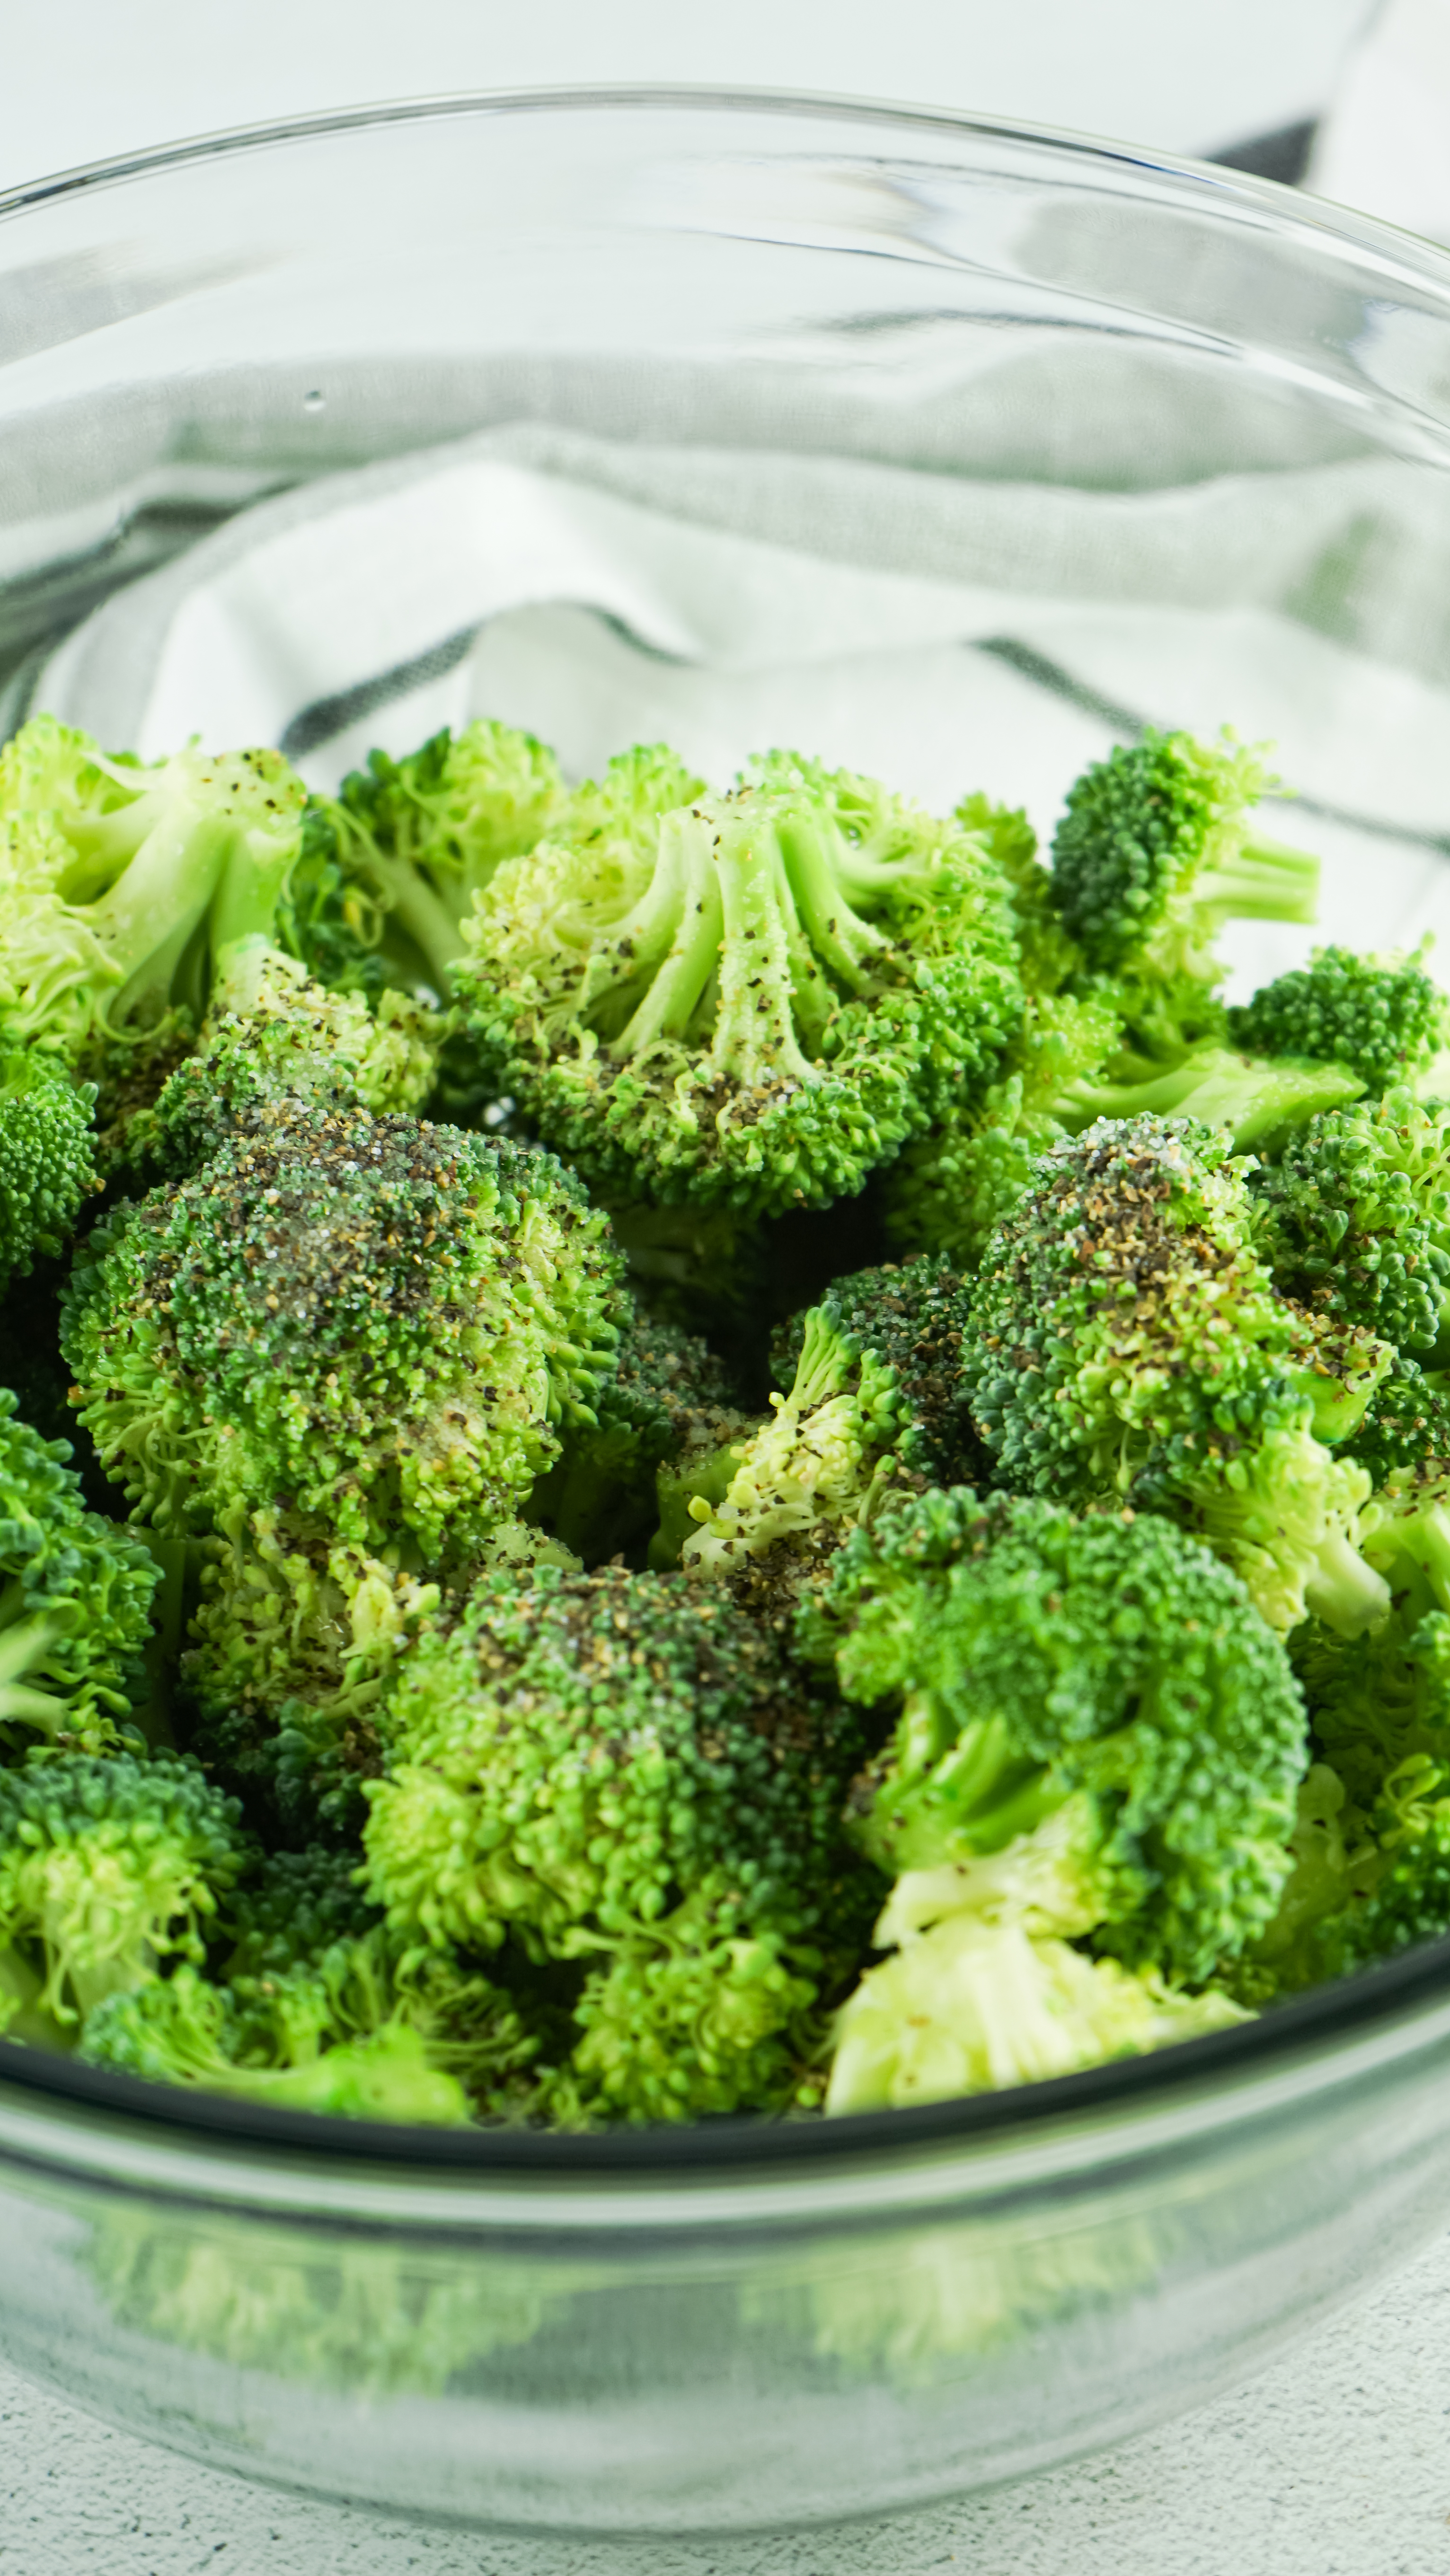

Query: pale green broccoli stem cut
[1197,830,1321,928]
[1304,1530,1396,1636]
[682,1311,898,1570]
[326,818,462,994]
[1055,1048,1363,1151]
[603,809,725,1052]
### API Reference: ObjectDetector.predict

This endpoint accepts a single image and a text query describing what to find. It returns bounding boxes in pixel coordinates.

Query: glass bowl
[5,88,1450,2540]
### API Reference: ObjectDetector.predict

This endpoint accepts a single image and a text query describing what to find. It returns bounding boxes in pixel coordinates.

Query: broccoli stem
[1056,1047,1362,1151]
[1198,831,1320,926]
[610,812,720,1052]
[708,810,822,1088]
[774,808,890,989]
[1303,1530,1393,1637]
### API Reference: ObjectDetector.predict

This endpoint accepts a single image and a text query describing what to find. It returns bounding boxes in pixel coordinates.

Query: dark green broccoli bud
[681,1257,978,1585]
[454,745,1022,1222]
[0,1045,97,1294]
[527,1297,741,1566]
[79,1931,542,2125]
[62,1102,623,1561]
[0,715,306,1081]
[805,1487,1307,1984]
[1294,1600,1450,1813]
[1250,1090,1450,1359]
[1228,944,1450,1096]
[307,721,567,999]
[1344,1354,1450,1487]
[960,1117,1392,1637]
[884,987,1124,1269]
[361,1564,876,2122]
[1048,731,1317,1016]
[0,1750,246,2038]
[0,1387,161,1758]
[120,946,446,1183]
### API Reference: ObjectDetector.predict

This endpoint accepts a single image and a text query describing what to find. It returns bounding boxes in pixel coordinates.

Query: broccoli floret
[1344,1354,1450,1486]
[824,1912,1247,2114]
[804,1487,1308,1984]
[453,745,1022,1222]
[1229,945,1450,1095]
[955,793,1081,997]
[62,1102,622,1561]
[0,1044,97,1295]
[680,1258,979,1599]
[1250,1090,1450,1359]
[360,1563,877,2122]
[1048,731,1318,1053]
[1294,1602,1450,1812]
[960,1117,1392,1637]
[0,716,306,1080]
[0,1388,161,1759]
[883,987,1125,1269]
[1359,1462,1450,1622]
[121,945,447,1183]
[305,721,567,998]
[0,1750,245,2040]
[527,1297,742,1566]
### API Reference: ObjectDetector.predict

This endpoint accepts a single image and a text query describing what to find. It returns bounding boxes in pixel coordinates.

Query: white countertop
[3,2218,1448,2574]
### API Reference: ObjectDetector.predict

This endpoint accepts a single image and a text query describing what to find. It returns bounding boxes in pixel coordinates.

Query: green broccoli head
[681,1257,979,1590]
[0,716,306,1073]
[361,1563,876,2120]
[0,1388,161,1758]
[1250,1090,1450,1359]
[453,745,1022,1221]
[1344,1354,1450,1487]
[61,1102,623,1559]
[305,721,568,999]
[805,1486,1308,1984]
[1228,945,1450,1095]
[1293,1600,1450,1814]
[824,1913,1247,2115]
[0,1750,246,2035]
[0,1044,97,1293]
[527,1294,742,1566]
[1048,730,1318,1023]
[121,945,446,1183]
[960,1117,1392,1637]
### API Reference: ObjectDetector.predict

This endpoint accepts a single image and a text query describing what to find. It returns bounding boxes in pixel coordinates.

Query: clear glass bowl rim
[1,84,1448,2188]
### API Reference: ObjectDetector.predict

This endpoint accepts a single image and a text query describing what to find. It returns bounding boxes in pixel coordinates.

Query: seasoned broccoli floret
[0,716,306,1080]
[361,1563,876,2122]
[0,1044,97,1295]
[62,1103,622,1562]
[1229,945,1450,1095]
[960,1117,1391,1637]
[0,1388,161,1758]
[681,1257,978,1591]
[1250,1090,1450,1359]
[304,721,567,998]
[122,946,446,1183]
[1344,1354,1450,1487]
[0,1750,246,2041]
[1049,730,1318,1053]
[527,1296,742,1566]
[825,1912,1246,2115]
[453,745,1022,1222]
[804,1487,1308,1984]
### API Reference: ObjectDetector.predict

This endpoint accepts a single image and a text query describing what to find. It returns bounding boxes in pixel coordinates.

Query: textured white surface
[3,2224,1450,2575]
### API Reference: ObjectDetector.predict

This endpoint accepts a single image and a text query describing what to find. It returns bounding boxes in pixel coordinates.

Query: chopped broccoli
[1344,1353,1450,1486]
[453,745,1022,1221]
[825,1912,1247,2114]
[361,1563,875,2122]
[1250,1089,1450,1359]
[1048,730,1318,1054]
[1229,944,1450,1095]
[960,1117,1391,1636]
[804,1487,1307,1983]
[527,1295,743,1565]
[304,721,567,998]
[681,1257,979,1591]
[0,715,305,1077]
[0,1387,161,1758]
[0,1750,246,2039]
[0,1044,97,1295]
[62,1103,622,1560]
